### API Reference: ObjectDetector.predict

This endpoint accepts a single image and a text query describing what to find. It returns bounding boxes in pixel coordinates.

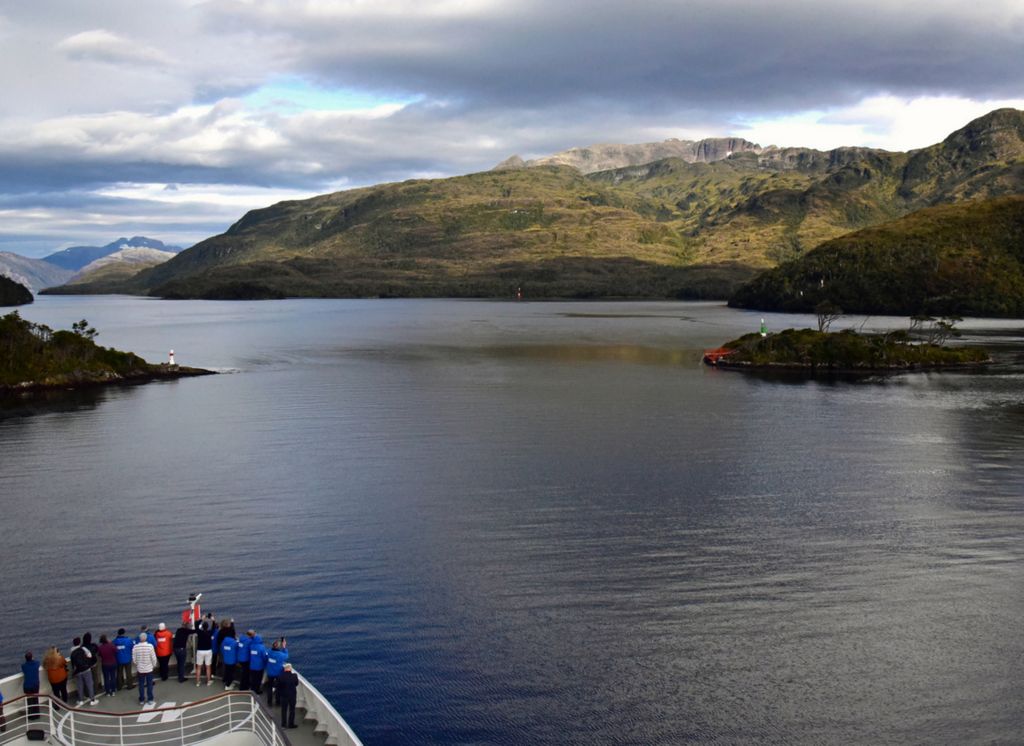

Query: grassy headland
[0,312,213,392]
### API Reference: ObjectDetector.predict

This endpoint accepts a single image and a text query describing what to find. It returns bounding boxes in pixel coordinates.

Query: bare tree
[815,301,843,333]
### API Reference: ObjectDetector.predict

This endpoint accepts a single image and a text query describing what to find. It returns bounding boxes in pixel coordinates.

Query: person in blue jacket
[21,651,41,720]
[113,629,135,690]
[264,639,289,705]
[248,634,268,694]
[220,631,239,689]
[236,631,253,691]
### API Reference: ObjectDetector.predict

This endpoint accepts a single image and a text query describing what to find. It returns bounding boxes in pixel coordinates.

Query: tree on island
[909,314,962,345]
[815,301,843,333]
[71,319,98,340]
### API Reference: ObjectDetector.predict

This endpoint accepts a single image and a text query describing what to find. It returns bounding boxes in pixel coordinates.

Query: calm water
[3,297,1024,745]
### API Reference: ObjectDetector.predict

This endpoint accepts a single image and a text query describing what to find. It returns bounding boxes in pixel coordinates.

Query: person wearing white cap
[155,623,174,681]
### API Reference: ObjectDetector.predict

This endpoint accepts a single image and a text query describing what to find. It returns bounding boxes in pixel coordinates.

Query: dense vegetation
[0,276,33,306]
[42,108,1024,302]
[0,312,209,390]
[729,196,1024,316]
[715,328,990,371]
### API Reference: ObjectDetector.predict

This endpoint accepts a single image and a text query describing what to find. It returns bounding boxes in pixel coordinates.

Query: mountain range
[39,109,1024,310]
[42,236,182,271]
[1,237,181,293]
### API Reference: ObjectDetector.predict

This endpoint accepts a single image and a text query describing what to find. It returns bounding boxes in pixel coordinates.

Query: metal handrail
[0,690,289,746]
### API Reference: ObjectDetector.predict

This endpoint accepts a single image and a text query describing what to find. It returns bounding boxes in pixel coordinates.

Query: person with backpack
[81,632,101,695]
[70,637,98,706]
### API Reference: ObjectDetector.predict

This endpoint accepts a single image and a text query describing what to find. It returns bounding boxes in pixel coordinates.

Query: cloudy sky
[2,0,1024,257]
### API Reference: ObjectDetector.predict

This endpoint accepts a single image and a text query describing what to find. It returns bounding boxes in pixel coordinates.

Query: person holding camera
[264,639,289,705]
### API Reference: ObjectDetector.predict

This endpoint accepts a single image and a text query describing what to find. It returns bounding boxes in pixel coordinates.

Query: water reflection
[2,298,1024,745]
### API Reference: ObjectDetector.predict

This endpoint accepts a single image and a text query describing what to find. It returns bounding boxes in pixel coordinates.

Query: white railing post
[251,696,258,735]
[180,705,186,745]
[70,709,76,745]
[119,714,124,746]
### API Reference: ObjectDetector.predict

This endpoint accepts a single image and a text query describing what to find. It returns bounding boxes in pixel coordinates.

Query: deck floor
[57,672,326,746]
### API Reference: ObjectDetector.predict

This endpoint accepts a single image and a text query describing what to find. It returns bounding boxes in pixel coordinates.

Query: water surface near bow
[3,297,1024,745]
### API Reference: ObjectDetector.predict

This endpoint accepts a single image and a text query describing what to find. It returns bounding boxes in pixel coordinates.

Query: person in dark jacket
[82,632,101,694]
[264,639,289,705]
[70,637,98,706]
[21,651,41,719]
[113,629,135,690]
[194,621,215,686]
[173,624,193,683]
[277,663,299,728]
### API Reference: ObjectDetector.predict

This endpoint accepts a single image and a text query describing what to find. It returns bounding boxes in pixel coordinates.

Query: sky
[2,0,1024,257]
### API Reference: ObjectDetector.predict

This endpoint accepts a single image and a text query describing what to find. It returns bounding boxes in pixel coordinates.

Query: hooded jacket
[70,645,94,676]
[248,636,268,671]
[113,634,135,665]
[265,646,289,677]
[220,636,239,666]
[236,636,252,664]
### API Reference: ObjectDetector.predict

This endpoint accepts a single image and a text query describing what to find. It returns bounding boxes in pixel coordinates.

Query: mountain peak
[496,137,762,174]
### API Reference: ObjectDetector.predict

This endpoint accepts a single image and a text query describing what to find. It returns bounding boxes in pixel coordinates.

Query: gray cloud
[204,0,1024,111]
[1,0,1023,255]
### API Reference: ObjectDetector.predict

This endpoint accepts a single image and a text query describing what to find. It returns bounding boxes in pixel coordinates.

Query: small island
[704,314,991,373]
[0,311,215,393]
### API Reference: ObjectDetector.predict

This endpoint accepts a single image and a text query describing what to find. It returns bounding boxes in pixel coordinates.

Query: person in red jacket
[154,623,174,681]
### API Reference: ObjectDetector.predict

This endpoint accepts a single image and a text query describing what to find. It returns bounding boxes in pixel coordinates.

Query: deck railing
[0,690,288,746]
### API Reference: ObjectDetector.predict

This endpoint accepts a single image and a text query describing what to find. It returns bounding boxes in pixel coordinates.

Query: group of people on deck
[9,594,303,730]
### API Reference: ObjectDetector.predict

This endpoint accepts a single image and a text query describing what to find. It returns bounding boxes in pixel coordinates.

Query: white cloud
[56,28,175,67]
[738,96,1024,152]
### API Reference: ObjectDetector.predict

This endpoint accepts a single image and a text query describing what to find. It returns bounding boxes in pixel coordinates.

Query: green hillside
[729,195,1024,316]
[44,108,1024,301]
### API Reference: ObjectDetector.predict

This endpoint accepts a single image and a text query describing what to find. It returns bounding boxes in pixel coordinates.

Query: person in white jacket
[132,632,158,705]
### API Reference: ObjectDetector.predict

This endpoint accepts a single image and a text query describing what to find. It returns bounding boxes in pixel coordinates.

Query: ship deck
[0,673,331,746]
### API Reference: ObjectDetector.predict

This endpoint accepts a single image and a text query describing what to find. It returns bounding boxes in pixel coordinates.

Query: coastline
[0,364,216,395]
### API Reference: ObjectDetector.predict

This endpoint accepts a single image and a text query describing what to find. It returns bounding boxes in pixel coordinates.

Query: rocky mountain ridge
[0,253,74,292]
[495,137,764,173]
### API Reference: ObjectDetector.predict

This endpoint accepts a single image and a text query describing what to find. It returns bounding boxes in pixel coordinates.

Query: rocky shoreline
[0,364,216,394]
[703,328,992,375]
